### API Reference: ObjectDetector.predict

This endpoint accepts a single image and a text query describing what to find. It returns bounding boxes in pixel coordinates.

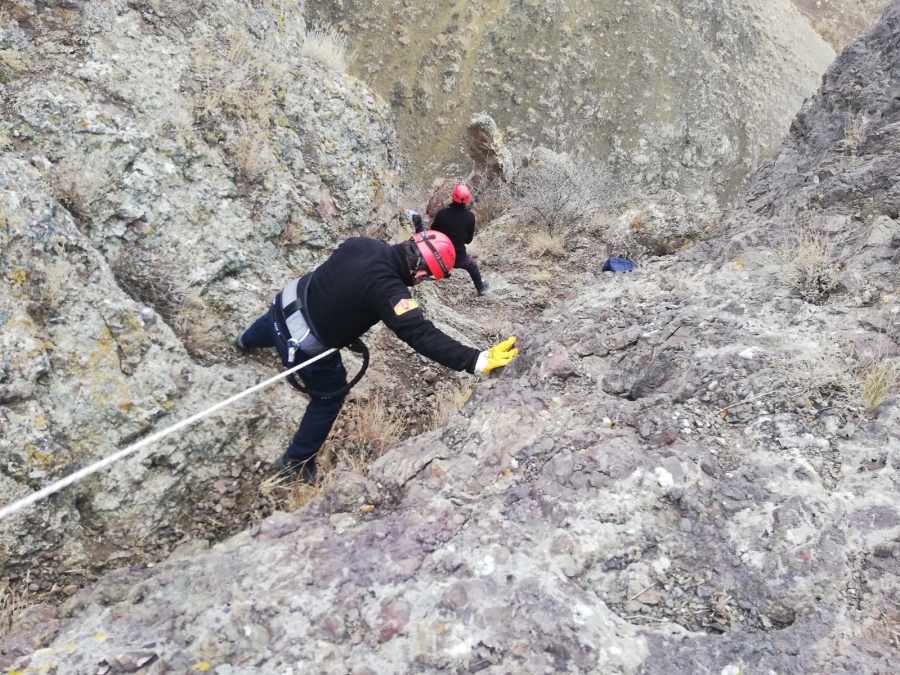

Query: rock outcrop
[5,3,900,674]
[308,0,834,200]
[1,0,402,580]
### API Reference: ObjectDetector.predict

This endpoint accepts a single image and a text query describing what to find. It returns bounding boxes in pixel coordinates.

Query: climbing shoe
[234,334,250,353]
[276,454,319,485]
[478,281,491,296]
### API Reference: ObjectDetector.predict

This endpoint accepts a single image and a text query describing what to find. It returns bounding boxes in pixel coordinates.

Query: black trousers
[240,304,347,464]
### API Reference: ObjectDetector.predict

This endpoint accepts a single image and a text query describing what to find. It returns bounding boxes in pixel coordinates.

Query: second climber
[429,183,490,296]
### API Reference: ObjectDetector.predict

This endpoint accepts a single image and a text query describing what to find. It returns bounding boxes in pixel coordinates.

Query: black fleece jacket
[430,202,476,264]
[304,237,481,373]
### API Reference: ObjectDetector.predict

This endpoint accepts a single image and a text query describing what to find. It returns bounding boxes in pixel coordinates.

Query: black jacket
[430,202,476,264]
[304,237,481,373]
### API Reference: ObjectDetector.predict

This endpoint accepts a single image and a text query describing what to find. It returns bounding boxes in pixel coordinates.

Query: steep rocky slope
[791,0,888,50]
[307,0,834,199]
[5,2,900,674]
[0,0,404,585]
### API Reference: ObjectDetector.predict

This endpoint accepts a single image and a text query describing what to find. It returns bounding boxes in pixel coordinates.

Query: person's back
[430,201,475,262]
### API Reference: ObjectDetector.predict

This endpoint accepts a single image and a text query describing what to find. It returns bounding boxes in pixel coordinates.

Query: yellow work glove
[476,336,518,374]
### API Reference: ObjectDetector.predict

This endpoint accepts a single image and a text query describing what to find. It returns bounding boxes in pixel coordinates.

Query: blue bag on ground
[602,257,637,273]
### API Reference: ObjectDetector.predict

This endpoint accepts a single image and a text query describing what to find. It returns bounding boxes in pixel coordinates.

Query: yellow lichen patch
[191,663,212,672]
[6,269,26,284]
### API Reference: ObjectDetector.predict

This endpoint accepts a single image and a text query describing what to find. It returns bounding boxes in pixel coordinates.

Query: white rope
[0,348,337,521]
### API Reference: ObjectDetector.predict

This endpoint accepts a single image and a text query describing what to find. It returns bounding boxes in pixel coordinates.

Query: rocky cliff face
[1,0,402,584]
[307,0,834,200]
[5,2,900,674]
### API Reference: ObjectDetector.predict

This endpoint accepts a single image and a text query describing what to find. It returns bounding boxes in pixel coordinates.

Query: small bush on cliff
[55,152,116,220]
[778,227,843,304]
[501,148,613,236]
[299,20,350,73]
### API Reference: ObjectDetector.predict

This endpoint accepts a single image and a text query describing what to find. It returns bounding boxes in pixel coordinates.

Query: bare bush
[842,113,869,156]
[112,257,186,324]
[172,291,221,357]
[775,345,852,403]
[775,335,898,412]
[501,148,614,235]
[778,228,843,304]
[299,20,350,73]
[191,30,285,128]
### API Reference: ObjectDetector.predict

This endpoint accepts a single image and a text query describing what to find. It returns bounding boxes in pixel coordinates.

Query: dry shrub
[258,469,325,512]
[336,395,406,468]
[300,20,350,72]
[172,292,220,357]
[501,148,614,235]
[40,257,72,310]
[843,113,868,156]
[775,345,852,403]
[775,336,899,412]
[527,230,567,259]
[233,130,278,184]
[778,228,843,304]
[0,579,28,638]
[191,29,285,129]
[430,378,474,428]
[54,153,116,220]
[480,316,508,339]
[471,186,508,224]
[856,359,900,412]
[112,257,186,324]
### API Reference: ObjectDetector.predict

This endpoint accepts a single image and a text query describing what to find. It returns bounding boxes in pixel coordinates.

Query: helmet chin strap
[413,254,430,281]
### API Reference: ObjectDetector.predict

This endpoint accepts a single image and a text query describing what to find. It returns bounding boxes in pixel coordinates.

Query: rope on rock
[0,349,337,521]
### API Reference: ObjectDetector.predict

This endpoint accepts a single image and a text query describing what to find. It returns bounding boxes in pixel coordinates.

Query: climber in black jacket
[429,183,490,296]
[235,232,518,483]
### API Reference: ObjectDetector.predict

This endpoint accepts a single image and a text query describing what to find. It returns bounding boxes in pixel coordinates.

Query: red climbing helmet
[451,183,471,204]
[413,231,455,281]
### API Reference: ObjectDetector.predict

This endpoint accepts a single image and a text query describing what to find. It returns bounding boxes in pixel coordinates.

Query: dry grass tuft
[527,230,567,259]
[0,579,28,639]
[778,228,843,304]
[54,153,116,220]
[843,113,869,156]
[233,130,278,184]
[430,378,474,428]
[856,359,900,412]
[299,20,350,72]
[258,467,326,512]
[337,395,406,467]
